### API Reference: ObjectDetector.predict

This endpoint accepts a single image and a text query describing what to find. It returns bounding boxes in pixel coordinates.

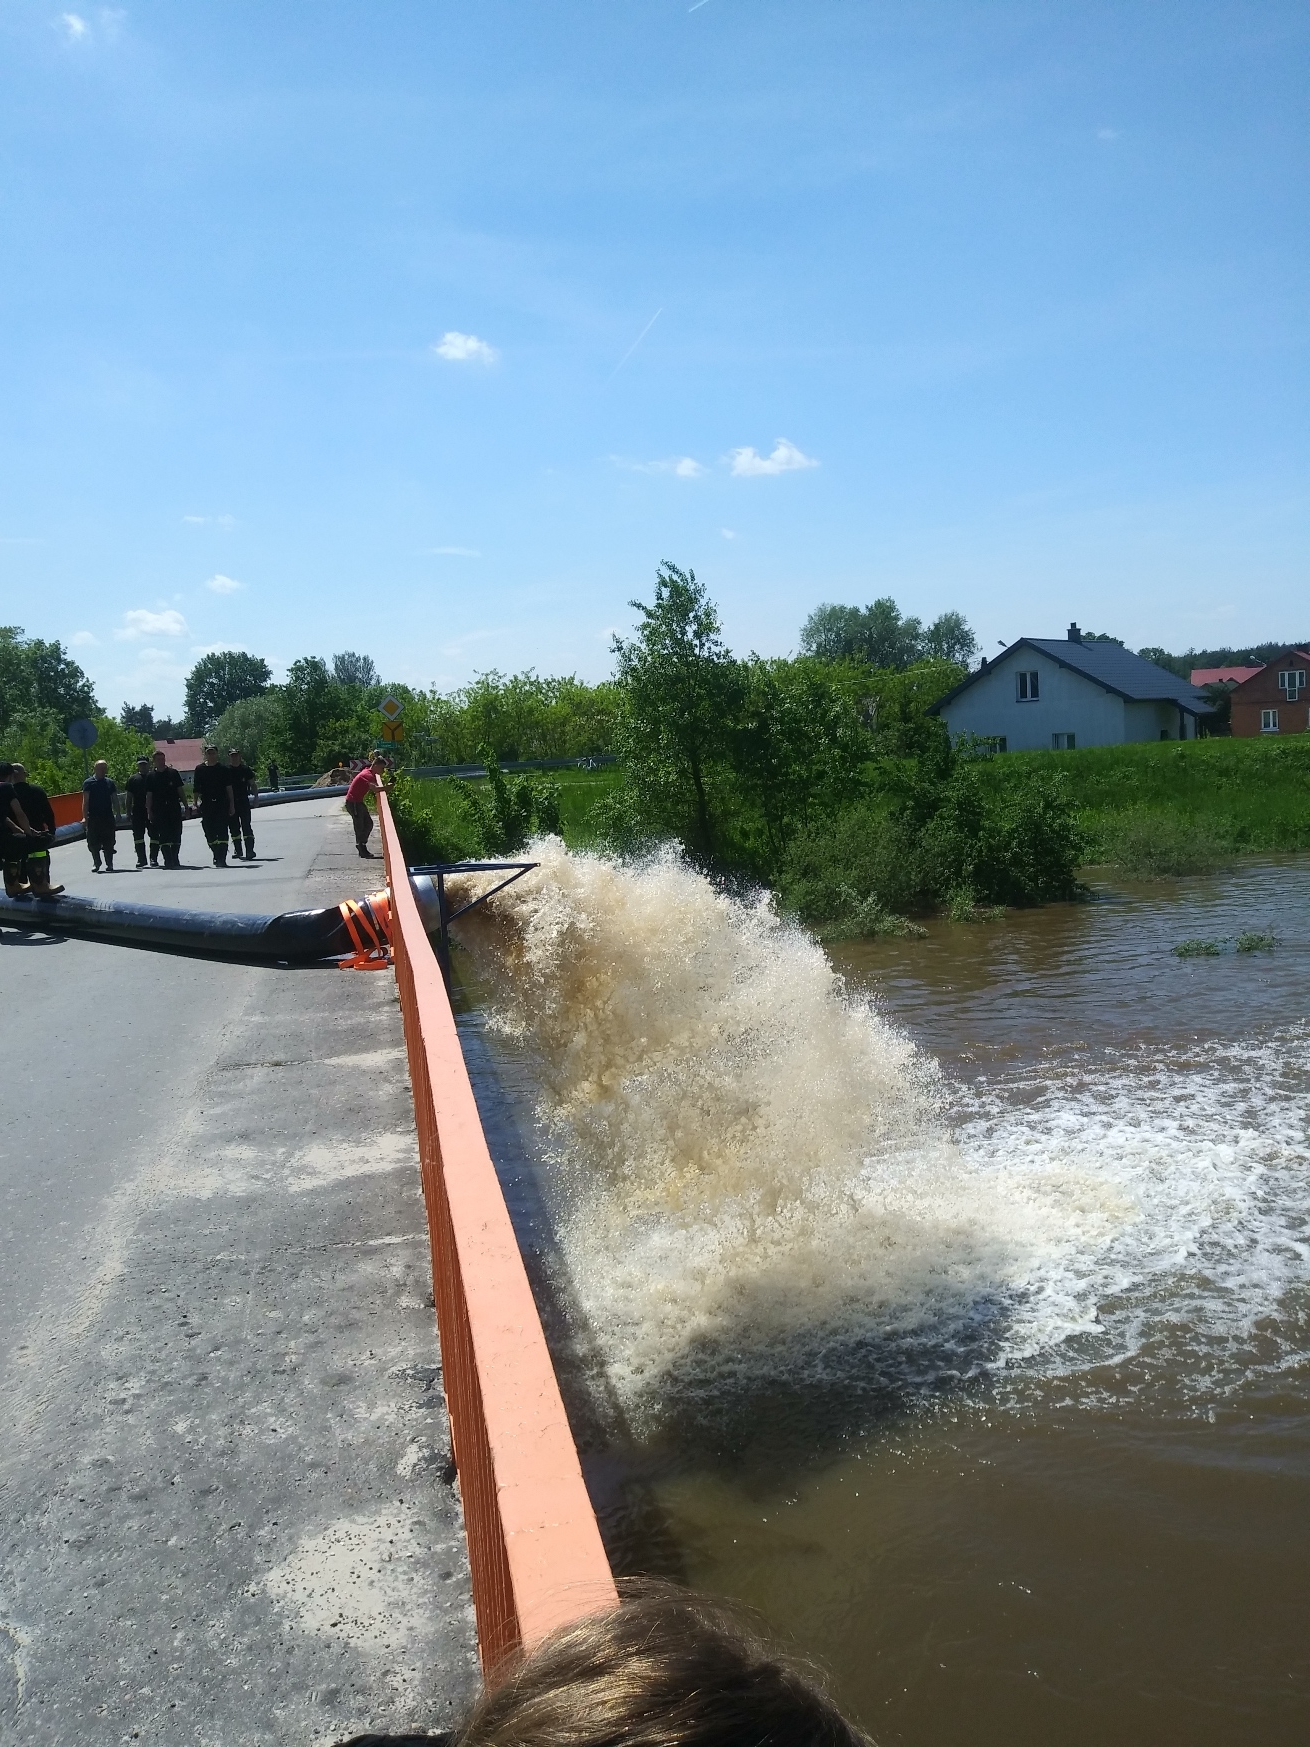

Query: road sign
[67,718,98,749]
[378,695,404,723]
[378,721,405,743]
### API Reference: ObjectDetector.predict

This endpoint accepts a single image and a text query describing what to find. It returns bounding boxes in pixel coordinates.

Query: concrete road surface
[0,799,477,1745]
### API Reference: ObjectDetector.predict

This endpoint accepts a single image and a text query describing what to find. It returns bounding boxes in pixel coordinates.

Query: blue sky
[1,1,1306,716]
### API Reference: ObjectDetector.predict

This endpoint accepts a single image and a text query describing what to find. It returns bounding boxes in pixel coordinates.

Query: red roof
[1189,666,1263,687]
[153,736,207,770]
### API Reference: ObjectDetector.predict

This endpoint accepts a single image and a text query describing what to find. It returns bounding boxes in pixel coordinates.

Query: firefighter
[82,758,119,873]
[192,744,235,867]
[0,760,37,897]
[125,754,152,867]
[10,763,61,896]
[145,749,187,868]
[226,747,258,859]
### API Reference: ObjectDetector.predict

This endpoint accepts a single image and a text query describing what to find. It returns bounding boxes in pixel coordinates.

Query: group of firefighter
[125,745,261,870]
[70,744,261,877]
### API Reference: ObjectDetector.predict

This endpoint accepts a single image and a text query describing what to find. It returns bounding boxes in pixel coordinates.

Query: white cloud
[720,528,737,540]
[61,13,89,39]
[115,608,188,640]
[1097,127,1119,141]
[183,513,236,529]
[433,331,498,364]
[728,438,819,477]
[205,572,244,594]
[424,546,481,557]
[613,455,705,478]
[71,630,97,646]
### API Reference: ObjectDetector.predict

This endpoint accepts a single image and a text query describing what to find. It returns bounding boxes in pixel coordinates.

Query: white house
[929,624,1214,752]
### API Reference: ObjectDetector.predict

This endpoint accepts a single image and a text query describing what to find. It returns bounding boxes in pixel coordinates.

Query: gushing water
[452,842,1310,1430]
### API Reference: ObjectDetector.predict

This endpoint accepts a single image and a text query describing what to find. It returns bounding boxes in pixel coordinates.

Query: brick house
[1229,650,1310,737]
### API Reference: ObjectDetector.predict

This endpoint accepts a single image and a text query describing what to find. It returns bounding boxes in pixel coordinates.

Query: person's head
[93,759,108,777]
[152,750,166,769]
[12,763,27,782]
[203,745,218,763]
[228,748,241,764]
[0,762,13,781]
[458,1582,872,1747]
[136,756,150,772]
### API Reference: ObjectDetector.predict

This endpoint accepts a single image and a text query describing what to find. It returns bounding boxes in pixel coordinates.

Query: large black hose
[0,888,390,963]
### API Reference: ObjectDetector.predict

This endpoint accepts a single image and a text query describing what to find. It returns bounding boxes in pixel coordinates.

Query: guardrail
[378,792,616,1669]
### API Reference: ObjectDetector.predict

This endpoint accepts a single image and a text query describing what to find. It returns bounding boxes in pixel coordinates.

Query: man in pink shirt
[344,752,388,858]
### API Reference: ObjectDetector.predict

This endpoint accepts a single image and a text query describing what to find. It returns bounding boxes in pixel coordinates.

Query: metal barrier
[378,793,616,1670]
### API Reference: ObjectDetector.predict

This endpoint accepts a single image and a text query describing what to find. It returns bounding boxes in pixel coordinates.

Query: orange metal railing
[379,793,616,1670]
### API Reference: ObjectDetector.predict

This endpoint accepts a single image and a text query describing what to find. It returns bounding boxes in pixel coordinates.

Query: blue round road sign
[66,717,99,750]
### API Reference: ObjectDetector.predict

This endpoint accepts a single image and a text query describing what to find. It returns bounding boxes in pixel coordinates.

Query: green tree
[800,598,976,670]
[0,626,98,730]
[332,650,380,688]
[211,692,283,769]
[119,702,156,734]
[0,713,154,795]
[183,650,272,734]
[266,657,333,773]
[730,656,869,864]
[611,562,741,859]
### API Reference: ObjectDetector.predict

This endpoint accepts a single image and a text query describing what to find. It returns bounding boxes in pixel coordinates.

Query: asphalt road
[0,799,478,1745]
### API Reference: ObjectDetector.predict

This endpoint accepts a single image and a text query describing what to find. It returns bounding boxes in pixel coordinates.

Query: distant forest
[1136,640,1310,679]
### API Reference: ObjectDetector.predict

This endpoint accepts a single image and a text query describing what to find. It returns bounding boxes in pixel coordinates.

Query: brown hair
[457,1581,873,1747]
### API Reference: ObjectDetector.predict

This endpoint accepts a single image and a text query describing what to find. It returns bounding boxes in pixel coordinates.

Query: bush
[778,765,1084,933]
[1102,809,1230,877]
[388,773,483,865]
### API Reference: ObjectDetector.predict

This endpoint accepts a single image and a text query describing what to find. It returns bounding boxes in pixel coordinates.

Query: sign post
[66,717,98,782]
[376,696,404,757]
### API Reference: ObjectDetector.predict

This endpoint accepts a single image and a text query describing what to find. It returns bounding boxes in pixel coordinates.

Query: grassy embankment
[996,735,1310,872]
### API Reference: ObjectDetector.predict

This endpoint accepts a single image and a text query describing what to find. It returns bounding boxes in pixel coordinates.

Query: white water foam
[454,842,1310,1426]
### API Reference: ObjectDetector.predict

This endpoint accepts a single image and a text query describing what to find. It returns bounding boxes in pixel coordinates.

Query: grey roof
[930,638,1214,715]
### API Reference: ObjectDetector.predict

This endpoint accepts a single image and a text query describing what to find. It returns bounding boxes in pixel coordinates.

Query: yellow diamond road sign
[378,695,403,723]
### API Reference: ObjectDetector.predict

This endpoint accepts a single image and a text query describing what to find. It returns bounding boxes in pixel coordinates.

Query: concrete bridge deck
[1,799,478,1745]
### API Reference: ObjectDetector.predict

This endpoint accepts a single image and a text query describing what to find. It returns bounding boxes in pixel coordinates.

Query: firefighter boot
[27,860,63,898]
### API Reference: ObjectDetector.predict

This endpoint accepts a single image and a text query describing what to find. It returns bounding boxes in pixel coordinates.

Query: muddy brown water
[453,853,1309,1747]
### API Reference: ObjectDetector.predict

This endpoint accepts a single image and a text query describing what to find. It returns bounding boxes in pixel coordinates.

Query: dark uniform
[1,778,31,894]
[266,760,280,792]
[12,777,57,895]
[125,766,152,865]
[146,763,187,868]
[192,759,235,866]
[82,773,119,870]
[226,760,257,859]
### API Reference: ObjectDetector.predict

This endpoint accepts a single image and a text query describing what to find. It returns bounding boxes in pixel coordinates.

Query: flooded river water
[452,849,1309,1747]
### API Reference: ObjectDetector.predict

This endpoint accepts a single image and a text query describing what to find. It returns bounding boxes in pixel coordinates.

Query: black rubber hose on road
[0,889,386,963]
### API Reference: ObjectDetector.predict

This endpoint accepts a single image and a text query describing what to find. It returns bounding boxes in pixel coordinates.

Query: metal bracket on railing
[407,861,538,987]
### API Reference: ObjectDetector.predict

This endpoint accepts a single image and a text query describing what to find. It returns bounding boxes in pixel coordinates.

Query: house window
[1051,732,1075,750]
[1278,669,1306,698]
[1261,708,1279,732]
[1016,670,1040,701]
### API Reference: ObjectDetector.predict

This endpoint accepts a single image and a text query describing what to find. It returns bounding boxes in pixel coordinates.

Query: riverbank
[395,736,1310,922]
[997,733,1310,857]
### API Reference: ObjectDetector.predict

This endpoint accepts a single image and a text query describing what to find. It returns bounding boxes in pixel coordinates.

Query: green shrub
[1102,809,1231,877]
[388,772,483,865]
[1235,930,1276,953]
[1174,938,1224,958]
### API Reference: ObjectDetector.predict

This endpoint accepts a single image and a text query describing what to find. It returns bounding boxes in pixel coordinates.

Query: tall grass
[984,736,1310,869]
